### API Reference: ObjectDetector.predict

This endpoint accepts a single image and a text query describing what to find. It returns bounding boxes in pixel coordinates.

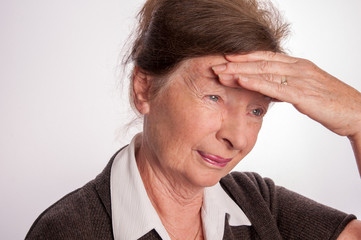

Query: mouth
[197,150,232,168]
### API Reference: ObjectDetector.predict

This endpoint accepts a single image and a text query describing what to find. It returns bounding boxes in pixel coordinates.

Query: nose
[216,112,249,151]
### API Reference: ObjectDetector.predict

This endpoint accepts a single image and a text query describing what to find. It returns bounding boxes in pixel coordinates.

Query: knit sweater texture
[26,151,356,240]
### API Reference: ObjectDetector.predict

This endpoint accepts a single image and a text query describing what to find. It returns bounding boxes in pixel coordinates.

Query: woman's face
[140,55,270,188]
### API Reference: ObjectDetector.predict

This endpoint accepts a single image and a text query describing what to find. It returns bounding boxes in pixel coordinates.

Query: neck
[136,141,204,239]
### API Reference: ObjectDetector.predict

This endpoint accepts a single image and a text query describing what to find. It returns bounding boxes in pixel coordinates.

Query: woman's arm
[337,220,361,239]
[349,132,361,176]
[212,51,361,176]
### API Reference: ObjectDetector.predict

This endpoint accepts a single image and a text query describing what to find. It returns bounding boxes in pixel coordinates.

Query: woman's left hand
[212,51,361,139]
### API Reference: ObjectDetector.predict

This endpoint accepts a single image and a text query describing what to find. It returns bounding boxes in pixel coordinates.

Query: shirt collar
[110,134,251,240]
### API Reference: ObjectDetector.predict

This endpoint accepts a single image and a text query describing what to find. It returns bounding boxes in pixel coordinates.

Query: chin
[191,171,226,188]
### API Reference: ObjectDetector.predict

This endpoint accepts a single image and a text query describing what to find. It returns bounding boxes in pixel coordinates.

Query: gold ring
[281,76,288,85]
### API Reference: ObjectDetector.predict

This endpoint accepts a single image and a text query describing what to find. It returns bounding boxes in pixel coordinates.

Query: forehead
[169,56,227,92]
[170,55,270,102]
[178,55,227,79]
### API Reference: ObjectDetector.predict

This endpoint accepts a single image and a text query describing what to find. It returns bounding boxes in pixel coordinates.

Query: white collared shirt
[110,134,251,240]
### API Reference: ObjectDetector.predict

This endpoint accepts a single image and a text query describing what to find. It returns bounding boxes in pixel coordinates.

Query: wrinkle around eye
[246,101,269,119]
[200,95,225,112]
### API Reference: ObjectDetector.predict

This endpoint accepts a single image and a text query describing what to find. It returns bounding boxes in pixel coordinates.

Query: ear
[132,66,152,114]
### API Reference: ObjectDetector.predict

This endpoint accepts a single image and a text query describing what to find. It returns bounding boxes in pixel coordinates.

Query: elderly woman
[26,0,361,239]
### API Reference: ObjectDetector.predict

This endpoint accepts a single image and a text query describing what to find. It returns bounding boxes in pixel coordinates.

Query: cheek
[245,122,262,150]
[167,98,223,137]
[239,121,263,153]
[225,123,262,172]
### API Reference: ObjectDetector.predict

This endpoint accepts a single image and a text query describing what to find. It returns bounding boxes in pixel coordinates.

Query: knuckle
[299,60,320,77]
[235,62,243,71]
[294,58,308,69]
[228,63,241,72]
[298,58,314,69]
[258,60,269,72]
[266,51,277,59]
[264,74,275,82]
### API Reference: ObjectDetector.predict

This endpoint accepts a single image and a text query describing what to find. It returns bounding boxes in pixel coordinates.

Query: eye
[208,95,219,102]
[251,108,265,117]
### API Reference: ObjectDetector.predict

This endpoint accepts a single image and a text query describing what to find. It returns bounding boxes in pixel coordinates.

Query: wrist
[347,123,361,143]
[347,127,361,177]
[347,112,361,140]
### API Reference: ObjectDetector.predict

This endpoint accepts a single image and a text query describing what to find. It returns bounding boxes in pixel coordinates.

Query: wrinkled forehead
[171,55,271,102]
[169,55,228,90]
[179,55,228,79]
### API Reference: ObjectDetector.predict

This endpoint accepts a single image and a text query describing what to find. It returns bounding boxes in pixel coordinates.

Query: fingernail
[219,74,234,81]
[212,64,226,73]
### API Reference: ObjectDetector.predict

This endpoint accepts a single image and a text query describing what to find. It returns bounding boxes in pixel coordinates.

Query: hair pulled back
[126,0,289,76]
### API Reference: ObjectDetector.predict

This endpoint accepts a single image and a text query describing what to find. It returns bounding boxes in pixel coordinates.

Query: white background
[1,0,361,239]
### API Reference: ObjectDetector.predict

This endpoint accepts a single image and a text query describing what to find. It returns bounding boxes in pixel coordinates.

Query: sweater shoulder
[25,152,118,239]
[221,171,276,203]
[25,180,112,239]
[220,171,356,240]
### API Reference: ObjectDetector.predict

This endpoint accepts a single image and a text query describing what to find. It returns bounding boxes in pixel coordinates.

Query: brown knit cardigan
[26,150,356,240]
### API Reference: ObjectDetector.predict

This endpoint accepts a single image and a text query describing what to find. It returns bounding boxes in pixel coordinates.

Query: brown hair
[125,0,289,103]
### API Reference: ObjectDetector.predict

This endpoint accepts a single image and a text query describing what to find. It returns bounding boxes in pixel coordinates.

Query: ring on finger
[281,76,288,85]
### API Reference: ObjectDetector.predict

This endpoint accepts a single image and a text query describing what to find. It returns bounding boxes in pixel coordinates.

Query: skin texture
[212,51,361,239]
[133,55,270,239]
[132,53,361,239]
[337,220,361,239]
[212,51,361,174]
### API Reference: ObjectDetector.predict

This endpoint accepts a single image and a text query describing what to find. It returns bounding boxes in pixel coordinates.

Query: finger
[218,74,240,88]
[223,75,299,104]
[213,60,297,76]
[219,73,288,86]
[226,51,298,63]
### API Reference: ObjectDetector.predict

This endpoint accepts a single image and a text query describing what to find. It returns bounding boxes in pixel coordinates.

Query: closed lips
[197,150,232,167]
